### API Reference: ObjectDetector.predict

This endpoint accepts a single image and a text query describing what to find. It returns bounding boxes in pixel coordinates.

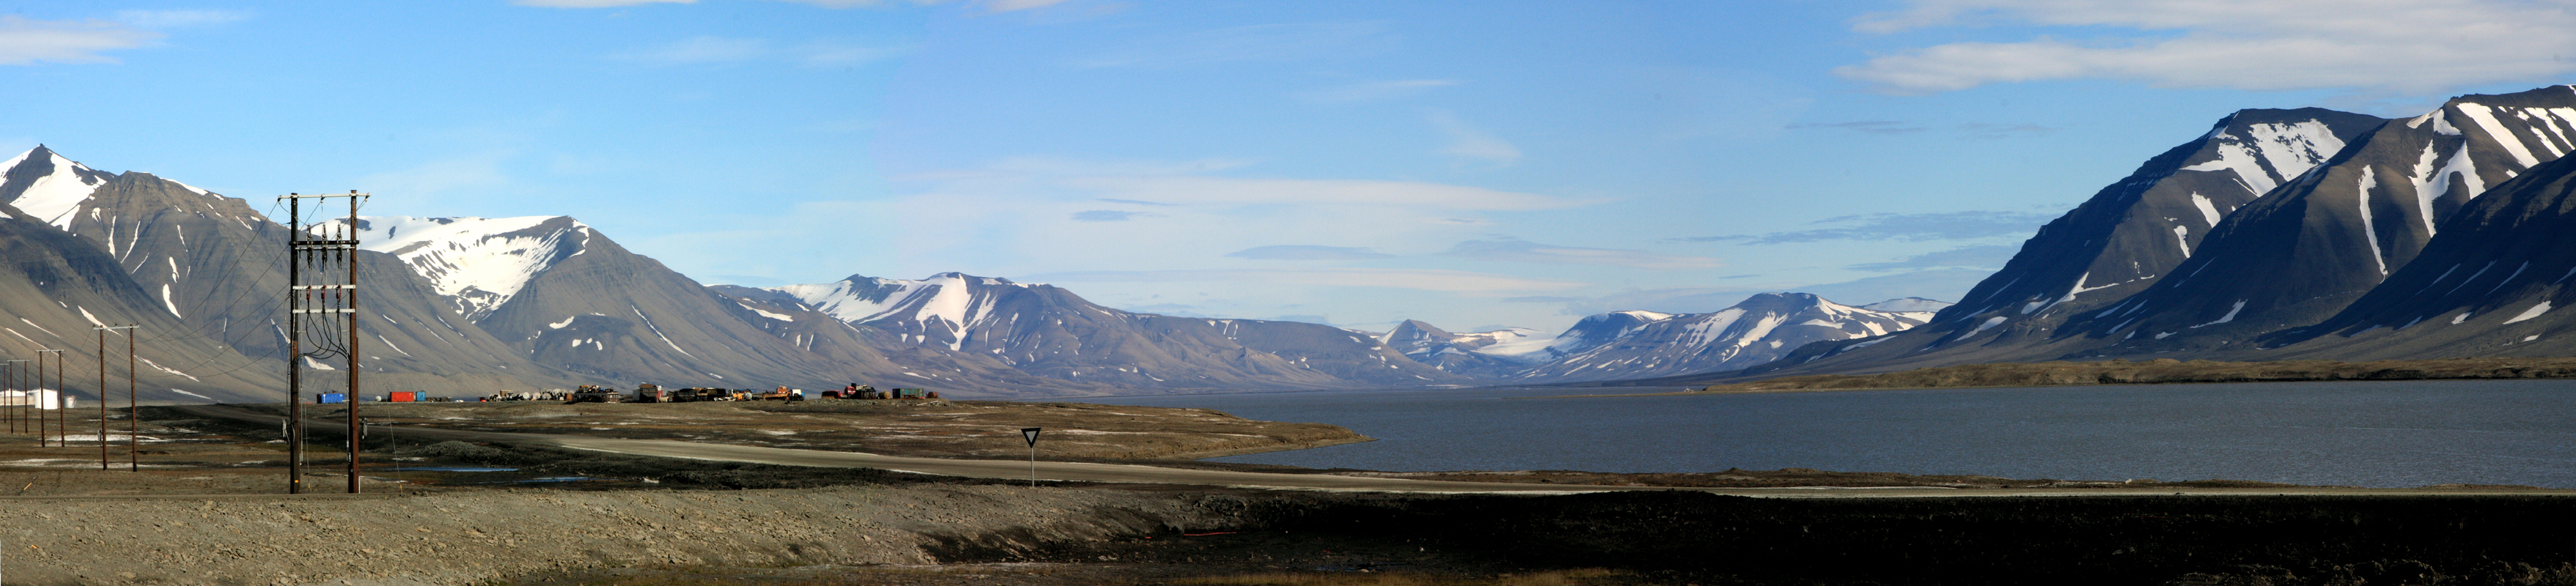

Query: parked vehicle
[567,385,625,404]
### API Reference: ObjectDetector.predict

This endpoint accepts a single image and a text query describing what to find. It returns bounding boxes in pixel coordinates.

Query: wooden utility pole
[2,360,23,435]
[34,349,62,448]
[95,325,133,471]
[281,190,367,494]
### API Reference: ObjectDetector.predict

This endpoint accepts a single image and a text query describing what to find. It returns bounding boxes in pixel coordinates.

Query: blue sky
[6,0,2574,333]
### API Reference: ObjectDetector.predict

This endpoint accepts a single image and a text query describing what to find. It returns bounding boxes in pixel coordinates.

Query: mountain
[1,146,575,402]
[735,273,1476,390]
[2256,150,2576,357]
[2053,86,2576,353]
[1506,293,1937,382]
[1377,320,1548,378]
[1751,109,2386,374]
[333,215,927,393]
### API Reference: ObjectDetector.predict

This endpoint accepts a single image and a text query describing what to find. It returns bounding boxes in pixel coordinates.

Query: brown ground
[1686,356,2576,394]
[0,402,2553,584]
[216,398,1372,461]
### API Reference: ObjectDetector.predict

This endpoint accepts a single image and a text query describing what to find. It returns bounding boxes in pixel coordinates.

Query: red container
[389,391,418,403]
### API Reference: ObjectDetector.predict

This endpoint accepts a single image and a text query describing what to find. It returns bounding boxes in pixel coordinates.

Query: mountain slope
[2257,150,2576,357]
[2053,86,2576,353]
[1752,109,2384,375]
[1509,293,1937,382]
[759,273,1475,390]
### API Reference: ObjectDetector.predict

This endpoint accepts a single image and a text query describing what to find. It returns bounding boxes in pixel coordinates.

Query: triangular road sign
[1022,427,1042,447]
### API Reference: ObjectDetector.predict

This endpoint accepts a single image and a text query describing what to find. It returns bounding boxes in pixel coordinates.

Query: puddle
[391,467,519,472]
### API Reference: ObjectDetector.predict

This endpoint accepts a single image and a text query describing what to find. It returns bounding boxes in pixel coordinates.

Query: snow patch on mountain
[773,272,1034,351]
[2179,119,2350,195]
[321,215,592,321]
[1,148,111,229]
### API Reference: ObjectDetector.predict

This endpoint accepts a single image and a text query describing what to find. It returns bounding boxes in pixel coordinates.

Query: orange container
[389,391,418,403]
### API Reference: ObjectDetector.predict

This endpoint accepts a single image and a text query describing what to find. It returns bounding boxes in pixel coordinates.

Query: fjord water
[1075,379,2576,488]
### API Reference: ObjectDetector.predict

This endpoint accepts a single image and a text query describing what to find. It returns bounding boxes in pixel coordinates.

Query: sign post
[1020,427,1042,487]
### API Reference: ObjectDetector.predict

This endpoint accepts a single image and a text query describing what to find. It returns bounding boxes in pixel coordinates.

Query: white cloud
[985,0,1073,11]
[617,36,769,65]
[1427,109,1521,166]
[799,40,907,67]
[1442,238,1723,270]
[1072,21,1394,68]
[515,0,696,7]
[614,36,904,67]
[1025,268,1588,293]
[1297,79,1457,103]
[0,15,160,66]
[112,10,249,29]
[1059,175,1575,210]
[1839,0,2576,95]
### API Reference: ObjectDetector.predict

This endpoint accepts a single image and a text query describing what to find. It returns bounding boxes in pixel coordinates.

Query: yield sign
[1021,427,1042,447]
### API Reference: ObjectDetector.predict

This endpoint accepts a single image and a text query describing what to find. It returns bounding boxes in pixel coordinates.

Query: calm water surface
[1070,379,2576,488]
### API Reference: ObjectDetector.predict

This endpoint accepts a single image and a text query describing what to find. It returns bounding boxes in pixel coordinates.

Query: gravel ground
[0,483,1231,585]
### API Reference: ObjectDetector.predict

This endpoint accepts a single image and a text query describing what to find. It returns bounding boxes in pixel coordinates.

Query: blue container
[318,393,346,404]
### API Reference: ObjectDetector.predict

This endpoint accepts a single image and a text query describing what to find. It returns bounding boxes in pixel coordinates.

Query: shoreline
[1546,356,2576,398]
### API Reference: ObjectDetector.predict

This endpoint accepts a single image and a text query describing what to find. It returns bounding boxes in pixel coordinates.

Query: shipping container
[319,393,346,404]
[390,391,418,402]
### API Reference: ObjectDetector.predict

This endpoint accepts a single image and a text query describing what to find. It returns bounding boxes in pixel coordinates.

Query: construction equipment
[825,384,877,399]
[633,383,669,403]
[755,386,805,401]
[567,385,625,404]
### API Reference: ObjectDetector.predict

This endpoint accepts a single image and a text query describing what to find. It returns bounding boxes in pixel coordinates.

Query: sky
[5,0,2575,334]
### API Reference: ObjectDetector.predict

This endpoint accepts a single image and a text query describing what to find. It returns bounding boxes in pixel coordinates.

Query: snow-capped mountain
[2258,149,2576,357]
[1743,84,2576,382]
[729,273,1475,389]
[1774,108,2385,374]
[2059,86,2576,352]
[0,146,117,229]
[1379,294,1946,383]
[1508,293,1935,382]
[1377,320,1547,378]
[325,216,594,321]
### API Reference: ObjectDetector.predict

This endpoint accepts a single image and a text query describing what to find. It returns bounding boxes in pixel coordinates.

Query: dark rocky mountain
[2256,150,2576,358]
[1749,108,2388,374]
[2049,86,2576,355]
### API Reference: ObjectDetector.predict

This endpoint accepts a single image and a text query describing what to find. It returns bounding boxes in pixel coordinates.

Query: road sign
[1021,427,1042,447]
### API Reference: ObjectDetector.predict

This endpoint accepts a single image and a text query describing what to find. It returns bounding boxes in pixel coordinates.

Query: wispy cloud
[1847,244,2021,272]
[1443,238,1722,270]
[1225,245,1395,261]
[1072,21,1394,68]
[985,0,1075,12]
[0,15,161,65]
[1059,175,1583,211]
[1097,198,1176,207]
[112,10,249,29]
[1024,267,1587,292]
[1298,79,1457,104]
[1787,120,1927,135]
[614,36,905,67]
[617,36,768,64]
[1071,209,1162,222]
[515,0,696,7]
[1427,109,1521,167]
[1839,0,2576,96]
[1677,211,2055,244]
